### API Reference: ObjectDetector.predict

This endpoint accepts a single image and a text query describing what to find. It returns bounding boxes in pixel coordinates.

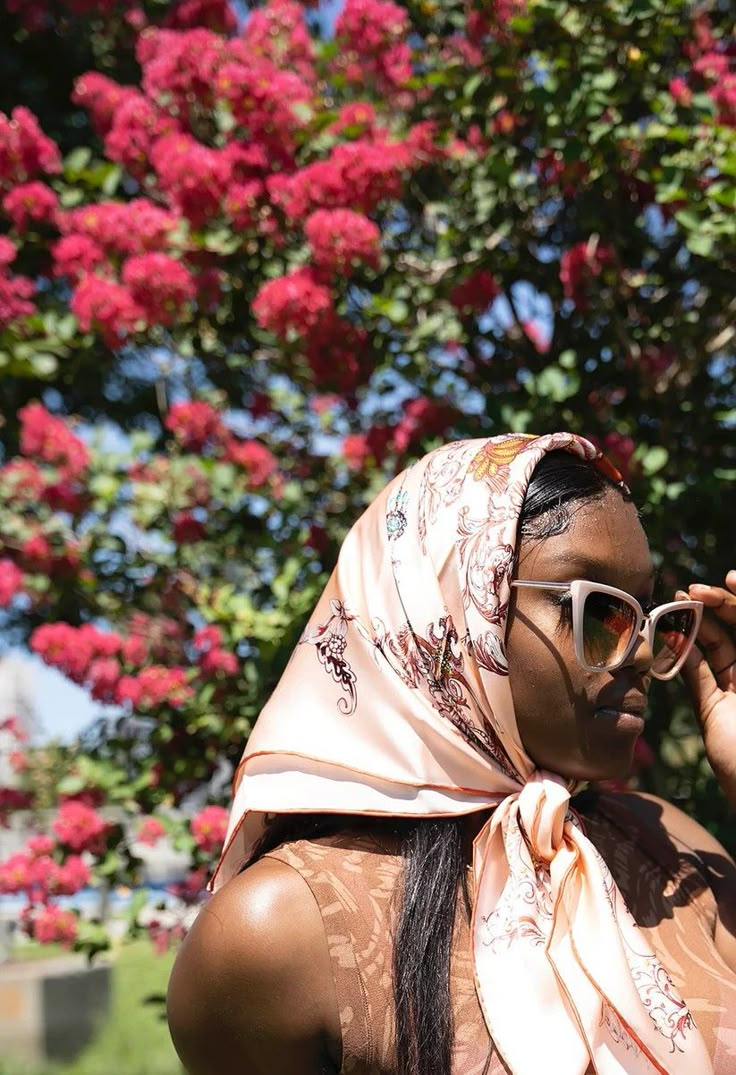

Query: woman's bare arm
[167,857,342,1075]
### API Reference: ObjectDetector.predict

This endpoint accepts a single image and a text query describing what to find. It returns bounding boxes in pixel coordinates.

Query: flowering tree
[0,0,734,950]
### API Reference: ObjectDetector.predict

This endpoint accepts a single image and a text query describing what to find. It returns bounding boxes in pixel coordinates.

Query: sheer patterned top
[263,795,736,1075]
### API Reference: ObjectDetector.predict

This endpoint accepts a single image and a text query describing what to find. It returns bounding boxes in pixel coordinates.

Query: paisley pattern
[214,432,716,1075]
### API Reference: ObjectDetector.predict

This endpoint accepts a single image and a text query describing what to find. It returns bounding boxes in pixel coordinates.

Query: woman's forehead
[516,491,654,587]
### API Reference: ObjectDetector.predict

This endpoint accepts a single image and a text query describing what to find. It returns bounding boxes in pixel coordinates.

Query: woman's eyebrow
[547,552,656,582]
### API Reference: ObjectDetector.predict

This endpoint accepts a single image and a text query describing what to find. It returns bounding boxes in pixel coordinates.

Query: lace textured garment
[264,796,736,1075]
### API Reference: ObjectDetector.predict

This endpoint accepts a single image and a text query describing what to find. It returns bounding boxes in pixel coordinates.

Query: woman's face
[505,486,655,782]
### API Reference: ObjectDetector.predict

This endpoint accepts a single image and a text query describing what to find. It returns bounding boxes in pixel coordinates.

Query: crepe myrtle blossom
[252,267,333,338]
[52,800,109,853]
[223,438,278,488]
[122,253,197,327]
[165,0,237,34]
[2,181,58,232]
[244,0,315,79]
[137,817,167,847]
[190,805,229,855]
[334,0,413,92]
[165,400,226,452]
[60,198,179,258]
[559,239,617,311]
[104,93,180,179]
[116,665,194,710]
[305,209,381,274]
[29,904,78,947]
[150,133,233,226]
[0,236,36,326]
[18,403,90,478]
[72,71,138,136]
[449,269,500,314]
[51,234,107,282]
[0,106,61,190]
[0,560,24,607]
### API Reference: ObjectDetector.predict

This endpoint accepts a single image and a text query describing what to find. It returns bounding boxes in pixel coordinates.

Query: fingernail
[675,590,688,600]
[689,584,710,595]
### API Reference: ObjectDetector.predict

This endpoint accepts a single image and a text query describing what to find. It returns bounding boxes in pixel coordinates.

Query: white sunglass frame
[510,579,704,680]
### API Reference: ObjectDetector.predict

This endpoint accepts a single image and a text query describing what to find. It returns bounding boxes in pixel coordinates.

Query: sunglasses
[510,579,703,680]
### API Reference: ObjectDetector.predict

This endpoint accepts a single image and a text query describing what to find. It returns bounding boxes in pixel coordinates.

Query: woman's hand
[678,569,736,810]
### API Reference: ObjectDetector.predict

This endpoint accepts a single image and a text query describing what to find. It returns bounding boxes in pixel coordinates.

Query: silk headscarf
[211,432,712,1075]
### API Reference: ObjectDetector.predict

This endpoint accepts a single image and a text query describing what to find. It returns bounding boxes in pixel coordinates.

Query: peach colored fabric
[212,433,713,1075]
[264,794,736,1074]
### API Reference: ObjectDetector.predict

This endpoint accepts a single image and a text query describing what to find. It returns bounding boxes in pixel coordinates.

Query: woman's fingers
[679,642,722,729]
[688,578,736,626]
[679,577,736,687]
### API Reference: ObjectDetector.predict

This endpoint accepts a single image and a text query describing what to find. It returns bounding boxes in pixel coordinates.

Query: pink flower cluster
[137,817,167,847]
[32,615,178,702]
[27,905,78,947]
[2,181,58,233]
[305,209,381,274]
[138,28,228,117]
[0,559,24,607]
[122,253,196,327]
[31,622,122,686]
[59,199,179,258]
[244,0,315,80]
[303,314,373,395]
[165,400,225,451]
[253,267,333,338]
[214,46,314,158]
[194,625,239,678]
[105,92,180,180]
[223,439,278,489]
[53,801,109,853]
[117,666,194,710]
[465,0,526,44]
[190,805,229,855]
[0,236,36,327]
[334,0,412,93]
[150,133,235,227]
[55,200,195,344]
[268,138,411,221]
[449,269,500,313]
[71,276,145,346]
[342,396,455,469]
[0,106,61,191]
[165,0,237,34]
[559,240,616,311]
[19,402,90,478]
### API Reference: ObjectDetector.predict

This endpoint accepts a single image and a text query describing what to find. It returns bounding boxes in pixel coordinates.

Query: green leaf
[64,146,92,175]
[686,233,714,257]
[640,446,668,475]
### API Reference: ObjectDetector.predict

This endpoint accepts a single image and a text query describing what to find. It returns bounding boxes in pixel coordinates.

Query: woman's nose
[627,629,655,674]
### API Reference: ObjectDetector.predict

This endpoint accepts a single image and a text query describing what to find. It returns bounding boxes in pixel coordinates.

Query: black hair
[519,449,631,541]
[248,447,629,1075]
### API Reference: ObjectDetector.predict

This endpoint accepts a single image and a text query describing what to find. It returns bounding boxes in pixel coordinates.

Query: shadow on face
[505,486,655,783]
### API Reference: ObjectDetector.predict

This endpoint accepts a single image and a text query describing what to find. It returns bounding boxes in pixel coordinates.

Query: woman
[167,432,736,1075]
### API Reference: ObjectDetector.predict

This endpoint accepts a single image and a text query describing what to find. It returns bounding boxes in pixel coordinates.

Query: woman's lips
[594,706,646,734]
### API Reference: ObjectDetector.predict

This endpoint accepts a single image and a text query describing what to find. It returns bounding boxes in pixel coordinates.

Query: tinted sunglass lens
[652,608,697,675]
[582,591,638,668]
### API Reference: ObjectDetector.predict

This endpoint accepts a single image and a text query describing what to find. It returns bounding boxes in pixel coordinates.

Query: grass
[1,941,182,1075]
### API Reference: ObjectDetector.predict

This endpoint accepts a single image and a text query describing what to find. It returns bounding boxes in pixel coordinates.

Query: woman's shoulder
[592,788,736,972]
[167,856,341,1075]
[593,788,732,864]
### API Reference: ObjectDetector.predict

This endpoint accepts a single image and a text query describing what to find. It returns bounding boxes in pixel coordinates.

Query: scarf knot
[517,771,570,864]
